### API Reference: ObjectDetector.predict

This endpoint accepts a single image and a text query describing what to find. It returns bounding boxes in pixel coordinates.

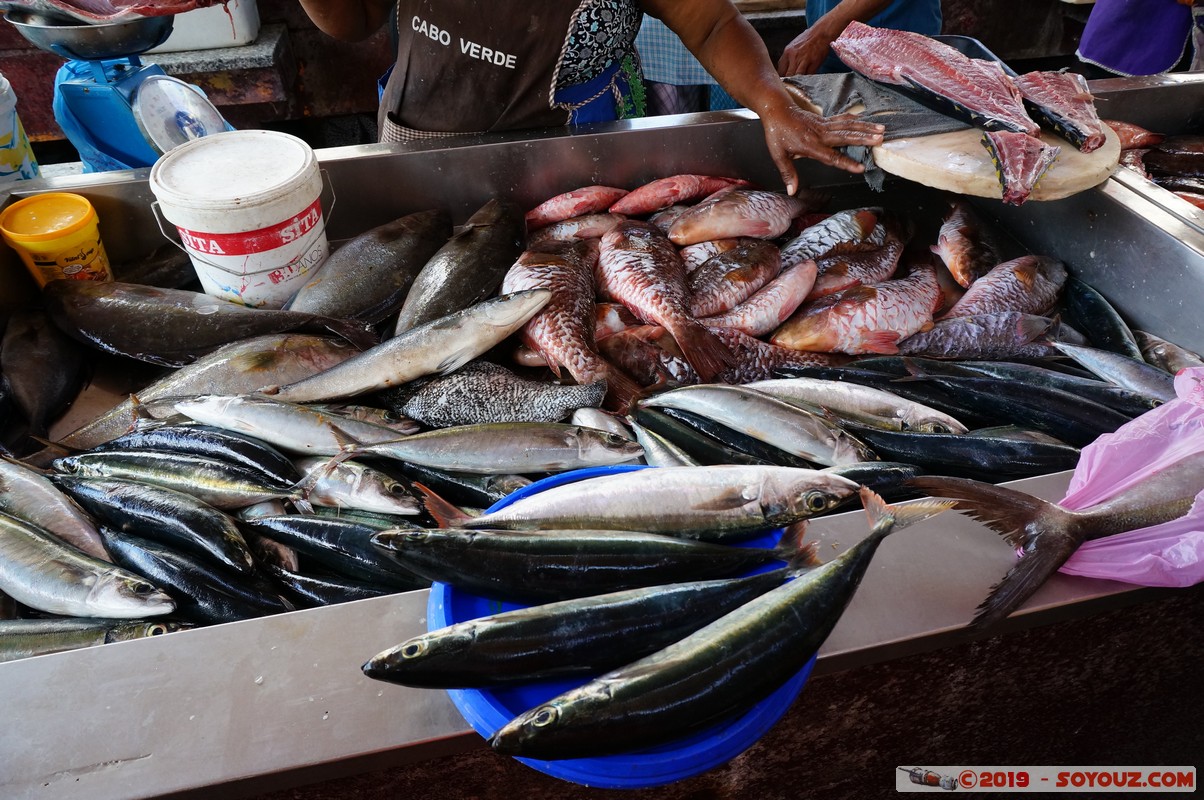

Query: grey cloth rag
[785,73,969,190]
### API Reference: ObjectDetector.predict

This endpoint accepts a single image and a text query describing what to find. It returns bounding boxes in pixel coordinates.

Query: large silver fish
[43,280,377,368]
[261,290,551,403]
[745,377,968,434]
[641,384,874,467]
[286,209,451,323]
[466,465,859,538]
[55,334,362,452]
[383,361,606,428]
[393,199,525,335]
[0,457,109,561]
[0,510,175,618]
[293,457,421,516]
[0,618,188,663]
[489,488,950,759]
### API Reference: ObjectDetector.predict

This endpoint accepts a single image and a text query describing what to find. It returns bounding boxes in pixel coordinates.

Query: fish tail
[776,520,824,572]
[907,476,1085,629]
[860,486,956,538]
[668,319,735,382]
[412,482,475,528]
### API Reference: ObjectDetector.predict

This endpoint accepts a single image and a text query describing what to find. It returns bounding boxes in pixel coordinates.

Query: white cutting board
[785,82,1121,202]
[872,124,1121,202]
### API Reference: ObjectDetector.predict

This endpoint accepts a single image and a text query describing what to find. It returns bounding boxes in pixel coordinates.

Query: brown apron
[381,1,593,141]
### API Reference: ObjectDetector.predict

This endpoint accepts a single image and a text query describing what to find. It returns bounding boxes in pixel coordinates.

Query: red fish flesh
[609,175,746,216]
[831,22,1039,136]
[772,263,942,354]
[687,241,782,318]
[1013,71,1107,153]
[1103,120,1164,150]
[597,221,734,382]
[941,254,1066,319]
[982,131,1061,206]
[668,189,816,246]
[929,200,1002,288]
[526,186,629,230]
[7,0,213,22]
[702,260,819,338]
[502,240,642,410]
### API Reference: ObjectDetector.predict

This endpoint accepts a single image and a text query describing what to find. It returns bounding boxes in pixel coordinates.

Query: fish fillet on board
[830,21,1039,136]
[982,131,1061,206]
[1013,71,1107,153]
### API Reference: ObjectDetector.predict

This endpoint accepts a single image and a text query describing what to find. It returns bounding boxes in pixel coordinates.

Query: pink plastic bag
[1058,367,1204,588]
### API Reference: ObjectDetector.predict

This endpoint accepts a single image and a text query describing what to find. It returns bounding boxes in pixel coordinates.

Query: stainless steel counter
[0,105,1200,800]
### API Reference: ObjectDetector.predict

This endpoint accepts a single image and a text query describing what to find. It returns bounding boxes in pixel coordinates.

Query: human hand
[760,107,885,193]
[777,28,834,76]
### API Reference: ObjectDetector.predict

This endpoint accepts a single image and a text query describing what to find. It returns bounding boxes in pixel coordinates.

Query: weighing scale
[4,9,229,170]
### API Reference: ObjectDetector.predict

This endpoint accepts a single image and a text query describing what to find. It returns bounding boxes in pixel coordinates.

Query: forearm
[644,0,793,119]
[808,0,896,36]
[298,0,393,41]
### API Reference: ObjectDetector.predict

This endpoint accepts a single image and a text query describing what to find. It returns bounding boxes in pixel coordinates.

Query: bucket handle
[150,167,337,277]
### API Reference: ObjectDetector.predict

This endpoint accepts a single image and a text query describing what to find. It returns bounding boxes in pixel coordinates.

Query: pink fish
[772,263,942,354]
[982,131,1061,206]
[712,328,843,384]
[668,189,816,246]
[502,240,642,410]
[941,254,1067,319]
[596,325,698,391]
[527,213,626,248]
[597,221,734,382]
[806,224,903,301]
[1104,120,1164,150]
[702,260,819,337]
[929,200,1002,288]
[609,175,746,216]
[648,205,693,234]
[687,241,782,318]
[526,186,629,230]
[780,207,882,270]
[679,238,747,273]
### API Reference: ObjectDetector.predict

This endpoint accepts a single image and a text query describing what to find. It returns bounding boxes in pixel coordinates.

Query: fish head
[362,628,475,680]
[108,620,193,643]
[773,471,860,521]
[770,307,844,352]
[489,689,608,757]
[574,428,645,464]
[88,573,176,617]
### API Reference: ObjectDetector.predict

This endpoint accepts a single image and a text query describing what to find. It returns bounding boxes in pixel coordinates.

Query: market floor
[228,586,1204,800]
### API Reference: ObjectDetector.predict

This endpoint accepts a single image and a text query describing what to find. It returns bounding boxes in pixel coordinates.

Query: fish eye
[915,422,952,434]
[403,531,429,544]
[531,707,558,728]
[148,624,169,636]
[401,639,427,659]
[131,581,154,595]
[803,491,829,513]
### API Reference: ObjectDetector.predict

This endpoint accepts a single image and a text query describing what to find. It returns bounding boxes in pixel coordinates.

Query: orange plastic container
[0,192,112,286]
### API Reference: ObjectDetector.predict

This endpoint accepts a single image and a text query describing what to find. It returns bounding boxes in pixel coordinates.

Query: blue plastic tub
[428,464,817,788]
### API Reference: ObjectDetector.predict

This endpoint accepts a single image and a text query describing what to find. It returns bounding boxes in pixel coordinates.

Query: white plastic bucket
[0,71,40,185]
[149,129,330,308]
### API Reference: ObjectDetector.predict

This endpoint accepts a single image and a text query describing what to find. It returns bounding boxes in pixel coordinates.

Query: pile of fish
[1110,120,1204,211]
[2,168,1201,669]
[363,485,953,760]
[829,22,1109,205]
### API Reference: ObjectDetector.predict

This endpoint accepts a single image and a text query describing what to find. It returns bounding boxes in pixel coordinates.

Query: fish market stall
[0,99,1203,800]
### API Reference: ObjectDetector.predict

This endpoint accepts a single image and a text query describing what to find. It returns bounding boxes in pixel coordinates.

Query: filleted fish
[982,131,1061,207]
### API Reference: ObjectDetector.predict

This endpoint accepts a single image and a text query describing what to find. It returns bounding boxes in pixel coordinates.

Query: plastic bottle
[0,70,41,185]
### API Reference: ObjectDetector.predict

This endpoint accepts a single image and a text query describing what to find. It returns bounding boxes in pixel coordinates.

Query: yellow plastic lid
[0,193,97,243]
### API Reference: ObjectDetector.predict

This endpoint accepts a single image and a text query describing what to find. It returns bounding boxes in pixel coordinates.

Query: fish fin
[412,482,474,528]
[258,384,282,395]
[1013,261,1038,290]
[861,485,955,535]
[907,475,1085,627]
[860,331,902,355]
[322,319,380,352]
[601,367,645,414]
[1019,314,1056,344]
[907,476,1069,549]
[776,520,824,571]
[668,319,736,383]
[971,533,1080,629]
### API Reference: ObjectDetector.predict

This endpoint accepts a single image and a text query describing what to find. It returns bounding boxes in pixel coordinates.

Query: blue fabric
[636,15,716,85]
[555,60,632,125]
[1077,0,1195,76]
